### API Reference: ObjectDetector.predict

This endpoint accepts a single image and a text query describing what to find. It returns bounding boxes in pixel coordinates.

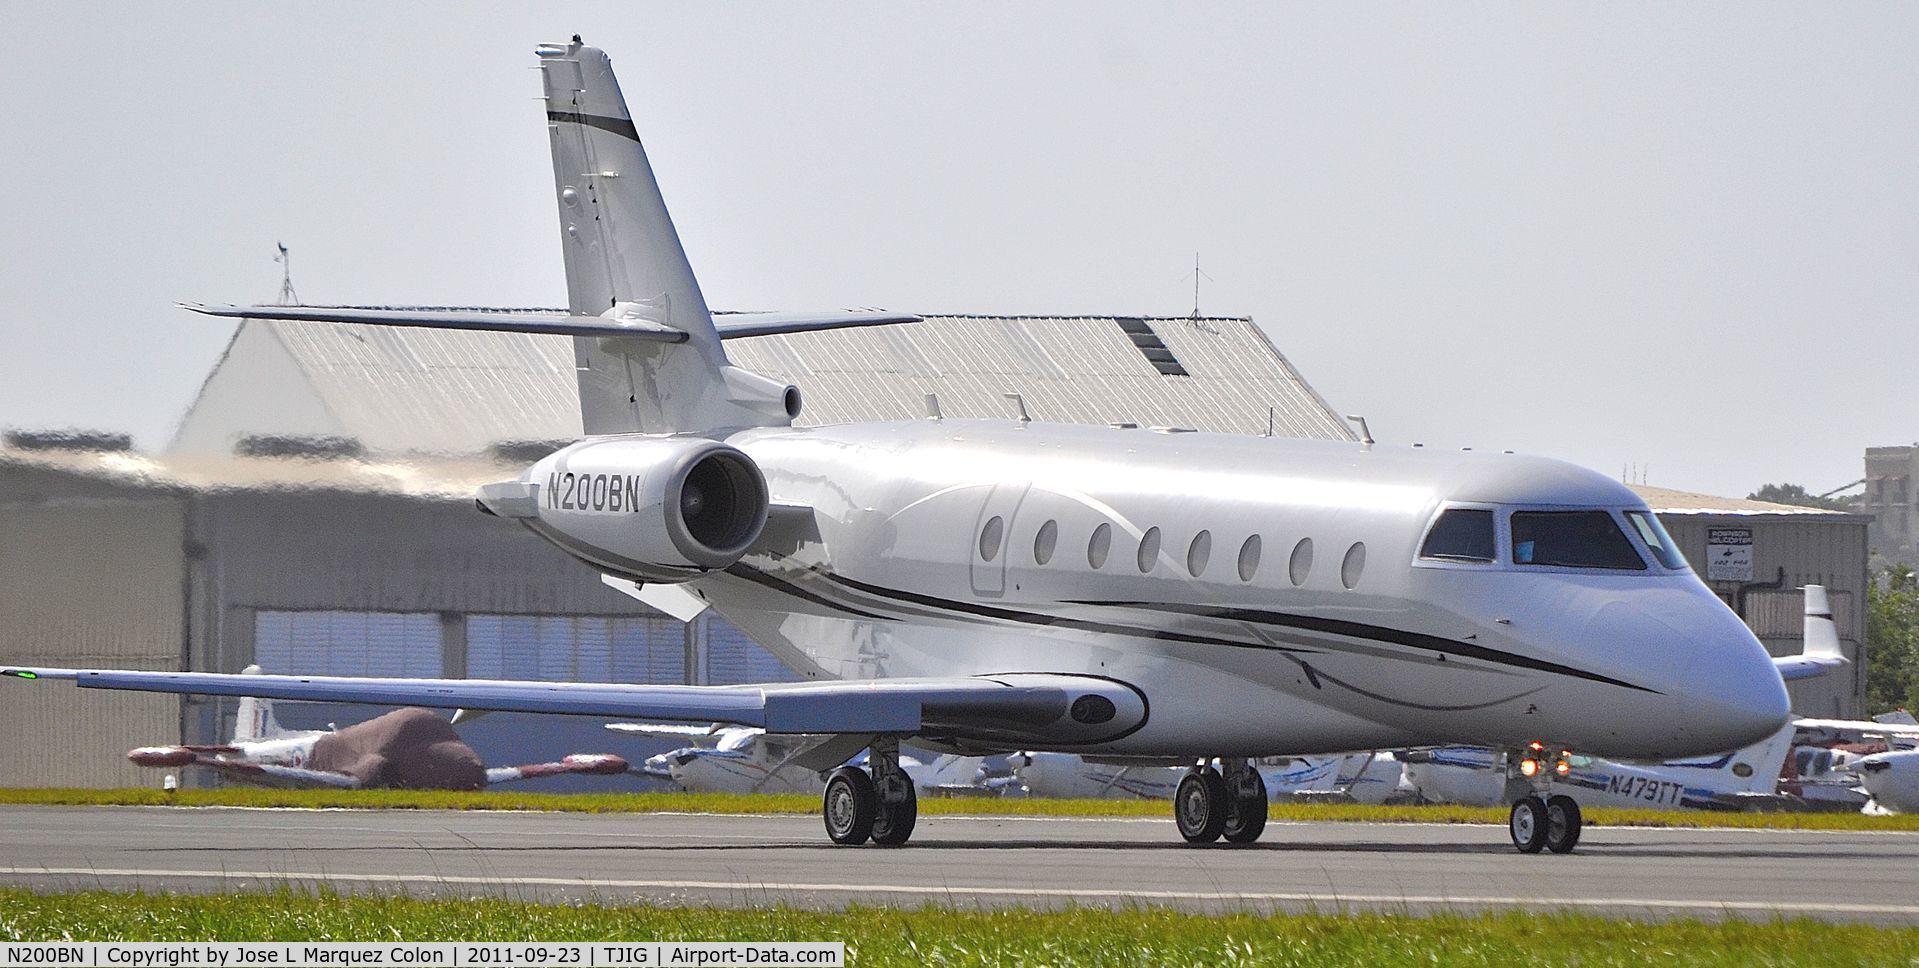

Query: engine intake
[514,436,770,581]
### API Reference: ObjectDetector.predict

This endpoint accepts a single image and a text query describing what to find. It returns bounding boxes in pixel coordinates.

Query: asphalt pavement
[2,805,1915,924]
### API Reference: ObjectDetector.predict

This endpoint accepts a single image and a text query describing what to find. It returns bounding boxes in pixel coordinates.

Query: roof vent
[490,439,576,464]
[235,434,364,460]
[3,428,134,452]
[1114,318,1189,377]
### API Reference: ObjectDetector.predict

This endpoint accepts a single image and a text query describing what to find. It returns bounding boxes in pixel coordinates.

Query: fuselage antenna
[1346,414,1374,446]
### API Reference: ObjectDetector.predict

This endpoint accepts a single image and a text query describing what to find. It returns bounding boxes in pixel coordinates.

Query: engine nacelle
[485,436,769,582]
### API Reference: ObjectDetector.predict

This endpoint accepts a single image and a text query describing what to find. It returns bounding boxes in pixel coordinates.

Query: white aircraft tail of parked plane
[126,667,629,790]
[4,38,1841,853]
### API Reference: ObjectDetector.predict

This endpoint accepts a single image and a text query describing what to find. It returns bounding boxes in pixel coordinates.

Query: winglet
[1774,585,1850,682]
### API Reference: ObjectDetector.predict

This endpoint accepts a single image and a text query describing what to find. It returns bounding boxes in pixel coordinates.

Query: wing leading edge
[179,304,920,341]
[1,668,1145,748]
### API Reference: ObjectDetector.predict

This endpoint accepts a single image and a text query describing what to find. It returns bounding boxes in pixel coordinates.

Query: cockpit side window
[1420,508,1496,562]
[1625,510,1689,570]
[1510,511,1646,571]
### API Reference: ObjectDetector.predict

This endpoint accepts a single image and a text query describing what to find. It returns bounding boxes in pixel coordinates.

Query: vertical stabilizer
[233,665,288,742]
[536,38,795,435]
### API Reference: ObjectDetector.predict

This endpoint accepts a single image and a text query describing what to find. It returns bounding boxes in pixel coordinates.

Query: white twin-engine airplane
[1,39,1844,853]
[127,668,630,791]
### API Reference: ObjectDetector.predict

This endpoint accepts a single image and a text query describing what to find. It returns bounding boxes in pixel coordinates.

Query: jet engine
[480,436,769,582]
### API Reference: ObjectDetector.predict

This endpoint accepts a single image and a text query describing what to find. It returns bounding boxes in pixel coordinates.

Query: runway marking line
[3,866,1916,919]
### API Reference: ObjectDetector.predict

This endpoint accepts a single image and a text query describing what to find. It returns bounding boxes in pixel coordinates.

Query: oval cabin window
[1341,541,1367,589]
[1034,520,1058,565]
[1187,530,1211,577]
[979,516,1004,562]
[1237,535,1262,582]
[1137,527,1162,573]
[1288,537,1314,586]
[1088,523,1112,569]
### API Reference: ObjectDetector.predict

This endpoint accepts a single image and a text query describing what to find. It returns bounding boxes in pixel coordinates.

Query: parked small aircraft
[126,668,628,790]
[1014,751,1407,803]
[607,723,1004,795]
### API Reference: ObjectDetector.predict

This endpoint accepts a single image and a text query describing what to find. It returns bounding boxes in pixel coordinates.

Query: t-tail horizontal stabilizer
[1774,585,1849,682]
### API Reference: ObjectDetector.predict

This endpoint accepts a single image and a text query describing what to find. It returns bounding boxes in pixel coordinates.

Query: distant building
[171,314,1353,457]
[1865,445,1918,565]
[4,313,1354,788]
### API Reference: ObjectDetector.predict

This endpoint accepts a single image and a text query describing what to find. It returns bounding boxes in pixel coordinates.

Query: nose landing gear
[1506,744,1582,854]
[821,739,918,847]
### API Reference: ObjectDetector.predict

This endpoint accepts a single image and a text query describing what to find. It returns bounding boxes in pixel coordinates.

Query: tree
[1748,483,1859,513]
[1867,564,1919,716]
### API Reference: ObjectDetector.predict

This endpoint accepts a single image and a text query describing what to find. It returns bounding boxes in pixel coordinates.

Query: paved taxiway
[1,806,1915,924]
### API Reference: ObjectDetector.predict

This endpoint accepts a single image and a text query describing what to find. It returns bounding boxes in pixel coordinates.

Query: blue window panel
[253,611,441,679]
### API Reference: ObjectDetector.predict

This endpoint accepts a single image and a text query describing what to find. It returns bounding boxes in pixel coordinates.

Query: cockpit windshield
[1625,510,1689,570]
[1510,511,1646,571]
[1420,508,1496,562]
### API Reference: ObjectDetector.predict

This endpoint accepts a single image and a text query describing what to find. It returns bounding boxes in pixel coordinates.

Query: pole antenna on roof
[274,242,301,306]
[1182,253,1217,333]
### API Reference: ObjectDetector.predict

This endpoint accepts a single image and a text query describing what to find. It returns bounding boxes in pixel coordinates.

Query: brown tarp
[308,707,488,790]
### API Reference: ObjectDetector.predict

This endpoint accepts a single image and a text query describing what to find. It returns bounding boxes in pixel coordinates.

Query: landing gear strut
[821,739,917,847]
[1505,745,1582,854]
[1176,759,1268,845]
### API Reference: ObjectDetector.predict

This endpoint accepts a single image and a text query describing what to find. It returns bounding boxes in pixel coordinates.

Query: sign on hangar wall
[1706,527,1754,582]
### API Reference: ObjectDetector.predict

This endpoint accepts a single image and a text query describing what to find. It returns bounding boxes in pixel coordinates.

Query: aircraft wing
[152,751,362,789]
[604,723,728,742]
[179,303,684,341]
[1795,717,1919,740]
[709,311,921,339]
[1776,585,1849,682]
[179,304,917,341]
[484,753,630,786]
[2,668,1143,747]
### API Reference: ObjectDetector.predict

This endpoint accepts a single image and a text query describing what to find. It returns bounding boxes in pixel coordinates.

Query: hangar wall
[0,484,186,788]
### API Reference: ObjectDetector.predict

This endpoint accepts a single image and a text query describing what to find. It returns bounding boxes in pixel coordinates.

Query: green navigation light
[4,670,36,679]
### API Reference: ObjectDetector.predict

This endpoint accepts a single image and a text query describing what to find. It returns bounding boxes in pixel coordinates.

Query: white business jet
[3,38,1828,854]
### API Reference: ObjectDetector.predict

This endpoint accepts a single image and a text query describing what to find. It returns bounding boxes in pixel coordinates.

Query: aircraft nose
[1679,625,1790,754]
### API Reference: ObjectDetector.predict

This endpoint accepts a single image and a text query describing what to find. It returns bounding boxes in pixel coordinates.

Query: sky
[1,4,1913,499]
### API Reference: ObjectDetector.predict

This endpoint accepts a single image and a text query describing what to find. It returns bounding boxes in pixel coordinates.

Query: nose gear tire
[1509,795,1549,854]
[1545,794,1582,854]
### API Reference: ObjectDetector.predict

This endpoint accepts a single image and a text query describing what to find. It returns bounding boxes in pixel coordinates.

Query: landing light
[1518,758,1540,778]
[1554,757,1572,776]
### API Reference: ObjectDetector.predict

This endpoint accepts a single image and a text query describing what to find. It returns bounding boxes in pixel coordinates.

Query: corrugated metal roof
[1628,484,1860,518]
[228,314,1354,454]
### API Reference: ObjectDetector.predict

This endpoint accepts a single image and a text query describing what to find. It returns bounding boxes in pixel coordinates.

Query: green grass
[0,890,1913,966]
[2,786,1916,831]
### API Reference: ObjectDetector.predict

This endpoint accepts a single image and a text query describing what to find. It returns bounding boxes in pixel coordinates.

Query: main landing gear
[822,739,917,847]
[1505,743,1582,854]
[1175,758,1268,845]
